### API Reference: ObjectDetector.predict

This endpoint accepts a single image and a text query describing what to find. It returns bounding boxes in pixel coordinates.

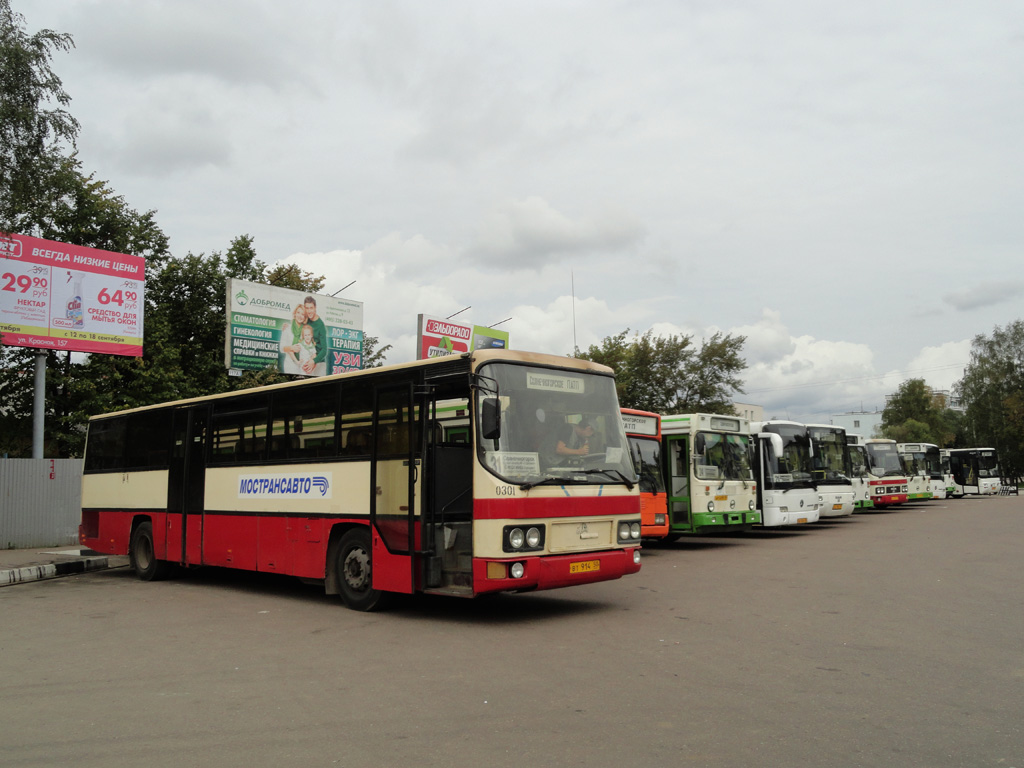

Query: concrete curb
[0,555,124,587]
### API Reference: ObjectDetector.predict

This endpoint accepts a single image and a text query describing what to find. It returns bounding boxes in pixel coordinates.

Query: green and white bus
[659,413,760,536]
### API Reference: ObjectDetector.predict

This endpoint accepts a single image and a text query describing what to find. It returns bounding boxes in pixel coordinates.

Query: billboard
[417,314,510,359]
[225,279,364,376]
[0,233,145,357]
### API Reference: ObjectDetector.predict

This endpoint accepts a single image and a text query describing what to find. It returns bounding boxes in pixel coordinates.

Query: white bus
[896,443,933,501]
[898,443,947,500]
[941,447,1001,496]
[750,420,820,526]
[806,423,855,517]
[845,435,873,509]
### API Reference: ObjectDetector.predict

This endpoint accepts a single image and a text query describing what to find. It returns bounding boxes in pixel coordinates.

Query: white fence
[1,459,83,548]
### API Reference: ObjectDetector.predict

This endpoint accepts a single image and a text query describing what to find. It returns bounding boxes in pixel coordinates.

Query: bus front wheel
[130,521,170,581]
[336,529,388,611]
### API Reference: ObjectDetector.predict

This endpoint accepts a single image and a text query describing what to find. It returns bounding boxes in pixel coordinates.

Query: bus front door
[665,435,691,533]
[370,384,419,594]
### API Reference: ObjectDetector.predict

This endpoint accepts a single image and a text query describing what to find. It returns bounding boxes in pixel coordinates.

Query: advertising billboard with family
[225,279,364,376]
[0,232,145,357]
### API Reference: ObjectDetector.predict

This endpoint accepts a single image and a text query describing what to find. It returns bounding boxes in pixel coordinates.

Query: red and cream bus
[621,409,669,538]
[79,350,643,610]
[848,435,909,508]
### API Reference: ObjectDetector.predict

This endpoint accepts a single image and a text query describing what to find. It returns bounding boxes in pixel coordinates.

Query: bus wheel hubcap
[343,548,370,591]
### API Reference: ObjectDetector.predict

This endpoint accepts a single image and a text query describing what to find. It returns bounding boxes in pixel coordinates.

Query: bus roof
[88,349,615,421]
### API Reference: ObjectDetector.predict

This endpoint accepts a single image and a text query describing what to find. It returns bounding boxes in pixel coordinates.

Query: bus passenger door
[665,435,691,529]
[166,406,208,566]
[370,384,418,594]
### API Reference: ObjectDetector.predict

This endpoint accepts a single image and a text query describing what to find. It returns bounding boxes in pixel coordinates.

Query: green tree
[0,0,79,233]
[956,320,1024,481]
[575,328,746,414]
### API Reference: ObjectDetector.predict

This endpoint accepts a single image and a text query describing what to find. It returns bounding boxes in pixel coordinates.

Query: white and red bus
[621,409,669,538]
[79,350,643,610]
[848,435,909,508]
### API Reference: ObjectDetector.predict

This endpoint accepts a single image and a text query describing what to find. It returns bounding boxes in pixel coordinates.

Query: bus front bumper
[472,547,642,595]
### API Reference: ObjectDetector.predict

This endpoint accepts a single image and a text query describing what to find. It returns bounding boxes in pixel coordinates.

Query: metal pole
[32,351,46,458]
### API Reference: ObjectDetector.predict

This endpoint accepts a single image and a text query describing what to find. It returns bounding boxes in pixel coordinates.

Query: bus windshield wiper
[580,468,635,490]
[519,475,572,491]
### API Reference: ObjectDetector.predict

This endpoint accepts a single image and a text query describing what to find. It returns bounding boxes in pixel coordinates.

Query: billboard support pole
[32,351,46,458]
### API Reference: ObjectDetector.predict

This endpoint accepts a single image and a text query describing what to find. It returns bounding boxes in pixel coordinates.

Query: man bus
[80,350,643,611]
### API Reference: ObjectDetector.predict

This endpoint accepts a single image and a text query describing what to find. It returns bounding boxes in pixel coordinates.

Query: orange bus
[621,408,669,538]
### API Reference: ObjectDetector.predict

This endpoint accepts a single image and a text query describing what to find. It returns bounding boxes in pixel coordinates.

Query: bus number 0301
[496,485,517,497]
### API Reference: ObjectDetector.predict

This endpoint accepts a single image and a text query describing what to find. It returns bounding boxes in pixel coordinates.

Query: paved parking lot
[1,496,1021,768]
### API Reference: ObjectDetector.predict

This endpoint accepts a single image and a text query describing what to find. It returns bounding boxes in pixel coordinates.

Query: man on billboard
[302,295,328,376]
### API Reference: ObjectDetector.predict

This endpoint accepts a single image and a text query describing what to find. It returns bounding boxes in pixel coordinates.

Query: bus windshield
[848,445,870,478]
[695,432,752,481]
[627,436,665,493]
[808,426,851,483]
[978,451,1000,477]
[764,424,814,485]
[476,362,637,487]
[866,443,905,476]
[924,446,942,479]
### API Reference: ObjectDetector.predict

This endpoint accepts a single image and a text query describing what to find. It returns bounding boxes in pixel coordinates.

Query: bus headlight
[503,525,545,552]
[654,514,666,525]
[510,562,525,579]
[729,499,736,509]
[617,520,641,543]
[707,501,715,512]
[748,500,755,510]
[633,550,641,564]
[509,528,525,549]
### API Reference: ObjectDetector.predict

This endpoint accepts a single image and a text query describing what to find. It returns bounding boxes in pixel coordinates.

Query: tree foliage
[879,378,959,446]
[0,0,79,233]
[955,320,1024,481]
[574,329,746,414]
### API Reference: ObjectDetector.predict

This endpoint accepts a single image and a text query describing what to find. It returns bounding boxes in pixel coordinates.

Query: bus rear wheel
[130,521,170,581]
[336,529,388,611]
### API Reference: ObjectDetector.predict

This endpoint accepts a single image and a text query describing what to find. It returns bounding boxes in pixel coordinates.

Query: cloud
[71,1,313,89]
[469,197,645,267]
[944,281,1024,311]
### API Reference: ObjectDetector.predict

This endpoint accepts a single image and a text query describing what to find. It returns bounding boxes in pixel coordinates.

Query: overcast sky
[20,0,1024,422]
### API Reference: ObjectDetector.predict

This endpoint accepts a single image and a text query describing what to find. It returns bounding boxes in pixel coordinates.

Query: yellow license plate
[832,504,843,510]
[569,560,600,574]
[798,517,808,524]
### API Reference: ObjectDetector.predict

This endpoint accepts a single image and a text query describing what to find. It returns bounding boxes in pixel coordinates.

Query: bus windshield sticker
[695,464,720,480]
[486,452,541,477]
[526,372,584,393]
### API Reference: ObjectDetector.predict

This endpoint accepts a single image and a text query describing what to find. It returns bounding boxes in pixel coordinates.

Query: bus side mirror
[694,434,705,455]
[481,398,501,440]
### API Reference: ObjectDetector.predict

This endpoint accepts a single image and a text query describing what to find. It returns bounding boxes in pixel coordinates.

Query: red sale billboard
[0,233,145,357]
[417,314,473,359]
